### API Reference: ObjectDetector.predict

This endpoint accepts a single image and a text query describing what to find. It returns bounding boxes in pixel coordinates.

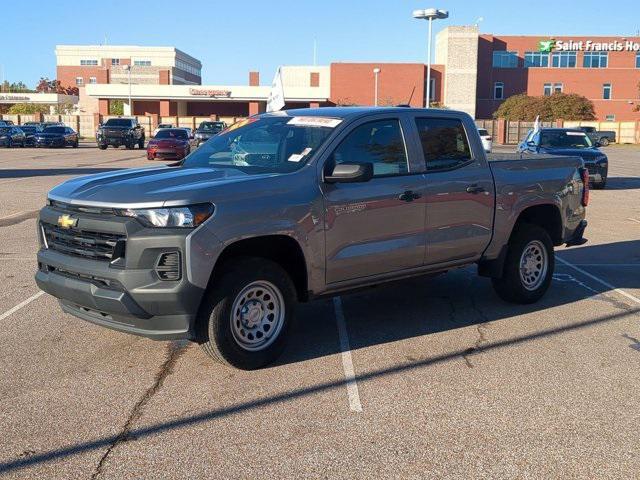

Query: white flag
[533,115,540,133]
[266,67,285,113]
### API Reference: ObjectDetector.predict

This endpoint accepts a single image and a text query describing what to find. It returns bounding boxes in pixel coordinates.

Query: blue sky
[2,0,639,88]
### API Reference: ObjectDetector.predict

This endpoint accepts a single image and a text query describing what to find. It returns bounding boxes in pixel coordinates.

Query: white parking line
[332,296,363,412]
[0,291,44,322]
[557,257,640,306]
[627,218,640,224]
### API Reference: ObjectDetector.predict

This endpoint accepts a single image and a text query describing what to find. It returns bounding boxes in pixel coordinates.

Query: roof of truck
[267,106,456,119]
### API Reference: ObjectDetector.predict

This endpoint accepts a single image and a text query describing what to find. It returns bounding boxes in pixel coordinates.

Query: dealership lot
[0,145,639,478]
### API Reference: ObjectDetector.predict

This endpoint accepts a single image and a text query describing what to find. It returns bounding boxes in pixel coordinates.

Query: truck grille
[41,222,125,261]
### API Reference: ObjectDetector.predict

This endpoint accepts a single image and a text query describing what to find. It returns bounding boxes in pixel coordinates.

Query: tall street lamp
[123,64,132,115]
[413,8,448,108]
[373,67,381,106]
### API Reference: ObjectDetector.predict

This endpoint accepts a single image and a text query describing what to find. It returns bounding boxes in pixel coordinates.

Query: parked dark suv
[96,118,145,150]
[194,121,226,147]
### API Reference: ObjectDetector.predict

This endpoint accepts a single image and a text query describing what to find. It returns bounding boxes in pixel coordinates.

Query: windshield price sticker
[288,117,342,128]
[288,147,313,162]
[566,132,587,136]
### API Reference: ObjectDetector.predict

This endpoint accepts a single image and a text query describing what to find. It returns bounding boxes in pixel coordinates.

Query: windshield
[154,129,188,139]
[198,122,224,132]
[540,131,593,149]
[158,124,172,128]
[182,116,338,174]
[20,127,36,133]
[104,119,133,127]
[43,127,66,134]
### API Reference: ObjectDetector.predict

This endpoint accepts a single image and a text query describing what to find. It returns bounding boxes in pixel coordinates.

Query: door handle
[466,184,486,194]
[399,190,421,202]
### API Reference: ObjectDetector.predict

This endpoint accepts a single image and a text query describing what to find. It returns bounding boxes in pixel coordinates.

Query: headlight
[117,203,214,228]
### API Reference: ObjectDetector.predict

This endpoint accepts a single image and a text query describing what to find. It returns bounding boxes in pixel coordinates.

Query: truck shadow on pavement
[0,245,638,475]
[281,239,640,365]
[603,177,640,190]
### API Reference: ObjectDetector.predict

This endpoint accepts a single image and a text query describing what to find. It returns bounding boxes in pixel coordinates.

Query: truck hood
[48,165,275,208]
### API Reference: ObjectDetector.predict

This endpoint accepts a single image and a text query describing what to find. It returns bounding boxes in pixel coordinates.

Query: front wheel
[138,137,145,149]
[599,137,610,147]
[197,258,296,370]
[98,144,107,150]
[492,223,554,304]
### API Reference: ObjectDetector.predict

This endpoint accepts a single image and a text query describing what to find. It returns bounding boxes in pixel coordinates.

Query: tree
[493,93,595,121]
[109,100,124,115]
[36,77,79,96]
[7,103,50,114]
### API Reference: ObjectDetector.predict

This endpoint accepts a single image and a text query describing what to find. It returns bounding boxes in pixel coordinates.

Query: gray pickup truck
[36,107,588,369]
[576,126,616,146]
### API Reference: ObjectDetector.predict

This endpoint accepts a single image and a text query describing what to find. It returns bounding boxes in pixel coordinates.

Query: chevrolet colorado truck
[36,107,588,369]
[96,117,145,150]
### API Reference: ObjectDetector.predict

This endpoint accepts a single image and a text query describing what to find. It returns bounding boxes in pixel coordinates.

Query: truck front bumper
[35,205,222,340]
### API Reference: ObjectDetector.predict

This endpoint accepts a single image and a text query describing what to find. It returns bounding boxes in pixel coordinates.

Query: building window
[89,77,97,84]
[603,83,612,100]
[553,83,563,94]
[605,114,615,121]
[543,83,552,96]
[524,52,549,68]
[584,51,608,68]
[111,58,120,66]
[492,51,518,68]
[75,77,84,86]
[176,59,201,77]
[134,60,152,66]
[551,51,577,68]
[636,53,640,68]
[80,59,98,66]
[494,82,504,99]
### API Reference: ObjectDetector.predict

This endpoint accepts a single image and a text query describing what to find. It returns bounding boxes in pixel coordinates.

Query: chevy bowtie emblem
[57,214,77,229]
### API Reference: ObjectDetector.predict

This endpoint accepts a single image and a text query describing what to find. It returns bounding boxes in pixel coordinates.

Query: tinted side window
[331,119,408,177]
[415,118,472,171]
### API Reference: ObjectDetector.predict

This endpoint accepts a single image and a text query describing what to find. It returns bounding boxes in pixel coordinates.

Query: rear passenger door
[411,115,494,266]
[321,116,427,284]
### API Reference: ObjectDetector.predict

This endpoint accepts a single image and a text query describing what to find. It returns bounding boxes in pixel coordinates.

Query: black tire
[125,142,134,150]
[138,137,145,149]
[197,257,296,370]
[492,223,554,304]
[99,145,107,150]
[73,140,79,148]
[599,137,609,147]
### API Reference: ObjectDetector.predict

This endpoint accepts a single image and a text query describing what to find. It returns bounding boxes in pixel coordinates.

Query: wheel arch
[207,234,309,302]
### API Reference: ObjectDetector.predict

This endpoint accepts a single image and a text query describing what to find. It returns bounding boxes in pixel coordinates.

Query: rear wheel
[492,223,554,304]
[197,257,296,370]
[592,177,607,190]
[125,142,134,150]
[99,144,107,150]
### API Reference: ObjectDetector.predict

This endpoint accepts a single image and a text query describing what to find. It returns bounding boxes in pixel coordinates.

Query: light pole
[373,67,381,106]
[124,64,132,115]
[413,8,448,108]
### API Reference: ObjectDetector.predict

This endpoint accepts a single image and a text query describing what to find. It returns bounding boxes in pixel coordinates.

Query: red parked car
[147,128,191,160]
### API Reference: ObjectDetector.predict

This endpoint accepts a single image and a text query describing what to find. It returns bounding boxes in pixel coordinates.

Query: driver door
[320,116,427,284]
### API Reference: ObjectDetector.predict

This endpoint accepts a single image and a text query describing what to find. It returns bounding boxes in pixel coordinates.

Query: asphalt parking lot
[0,143,639,479]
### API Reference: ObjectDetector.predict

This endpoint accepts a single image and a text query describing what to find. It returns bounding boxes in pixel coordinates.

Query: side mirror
[325,162,374,183]
[526,140,536,147]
